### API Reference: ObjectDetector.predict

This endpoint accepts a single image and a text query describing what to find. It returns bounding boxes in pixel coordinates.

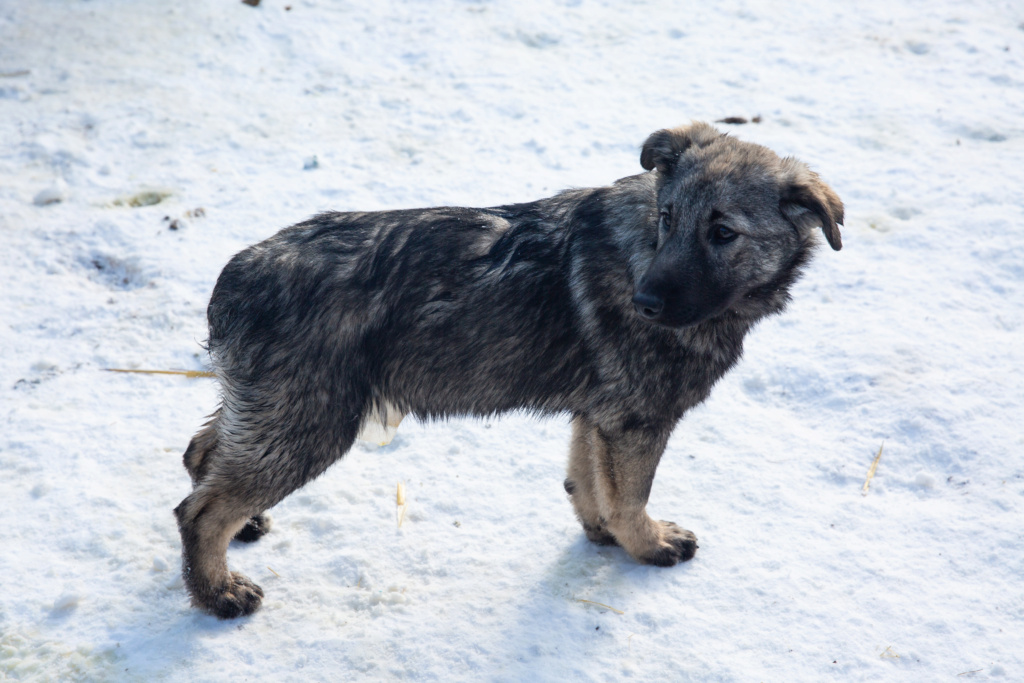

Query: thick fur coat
[175,122,844,618]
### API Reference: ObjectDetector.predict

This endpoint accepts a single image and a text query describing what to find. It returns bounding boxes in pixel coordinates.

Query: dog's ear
[640,122,720,174]
[779,160,844,251]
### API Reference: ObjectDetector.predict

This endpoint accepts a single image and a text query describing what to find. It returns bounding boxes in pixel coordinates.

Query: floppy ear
[779,160,844,251]
[640,122,721,175]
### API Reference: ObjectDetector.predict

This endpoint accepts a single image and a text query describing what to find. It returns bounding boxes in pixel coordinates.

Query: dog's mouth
[632,291,733,329]
[633,304,718,329]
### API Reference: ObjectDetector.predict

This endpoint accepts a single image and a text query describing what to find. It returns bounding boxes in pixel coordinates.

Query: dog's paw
[203,572,264,619]
[641,521,698,567]
[583,521,619,547]
[233,513,273,543]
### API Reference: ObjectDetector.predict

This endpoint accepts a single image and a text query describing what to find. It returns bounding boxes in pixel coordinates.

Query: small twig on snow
[575,599,624,615]
[862,442,884,496]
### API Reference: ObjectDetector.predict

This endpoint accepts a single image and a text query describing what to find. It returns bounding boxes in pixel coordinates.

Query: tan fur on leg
[175,485,264,618]
[566,417,617,545]
[586,422,697,566]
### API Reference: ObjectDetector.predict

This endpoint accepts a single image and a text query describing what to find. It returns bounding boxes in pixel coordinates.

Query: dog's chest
[639,323,747,414]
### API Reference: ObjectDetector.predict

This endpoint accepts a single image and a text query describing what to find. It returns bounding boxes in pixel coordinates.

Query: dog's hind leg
[175,392,362,618]
[232,512,273,543]
[182,411,273,544]
[182,412,219,487]
[578,418,698,566]
[174,481,266,619]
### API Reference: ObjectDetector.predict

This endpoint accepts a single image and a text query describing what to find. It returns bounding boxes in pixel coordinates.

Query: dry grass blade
[575,599,624,615]
[267,566,281,578]
[107,368,214,378]
[862,442,884,496]
[396,482,408,528]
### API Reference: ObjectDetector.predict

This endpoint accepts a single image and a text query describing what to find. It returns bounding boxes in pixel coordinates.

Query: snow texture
[1,0,1022,680]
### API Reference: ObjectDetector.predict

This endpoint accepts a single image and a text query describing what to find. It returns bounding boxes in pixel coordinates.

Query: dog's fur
[174,122,843,618]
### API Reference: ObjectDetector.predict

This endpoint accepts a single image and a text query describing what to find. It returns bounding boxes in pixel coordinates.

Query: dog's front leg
[572,418,697,566]
[566,416,618,546]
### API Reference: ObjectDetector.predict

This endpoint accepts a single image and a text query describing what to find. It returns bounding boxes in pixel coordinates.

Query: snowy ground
[2,0,1022,680]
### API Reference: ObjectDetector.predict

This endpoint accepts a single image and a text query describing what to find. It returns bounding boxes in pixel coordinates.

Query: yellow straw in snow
[106,368,214,378]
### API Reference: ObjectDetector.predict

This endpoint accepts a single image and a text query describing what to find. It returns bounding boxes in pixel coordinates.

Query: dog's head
[633,122,843,328]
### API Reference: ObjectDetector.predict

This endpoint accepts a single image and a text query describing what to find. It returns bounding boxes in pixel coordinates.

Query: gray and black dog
[175,122,843,618]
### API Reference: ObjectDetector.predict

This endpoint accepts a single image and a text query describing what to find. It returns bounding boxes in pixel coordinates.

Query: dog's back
[206,179,655,420]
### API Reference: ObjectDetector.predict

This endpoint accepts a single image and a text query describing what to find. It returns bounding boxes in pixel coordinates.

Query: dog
[174,122,843,618]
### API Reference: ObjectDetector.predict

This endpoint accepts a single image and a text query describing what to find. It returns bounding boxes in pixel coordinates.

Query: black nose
[633,291,664,320]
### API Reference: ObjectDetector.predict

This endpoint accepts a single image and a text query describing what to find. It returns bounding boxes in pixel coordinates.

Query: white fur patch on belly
[356,400,405,445]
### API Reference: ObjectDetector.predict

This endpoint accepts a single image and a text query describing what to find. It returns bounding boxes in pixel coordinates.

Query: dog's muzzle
[632,291,665,321]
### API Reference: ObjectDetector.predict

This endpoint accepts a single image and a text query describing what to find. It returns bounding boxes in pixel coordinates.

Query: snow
[1,0,1022,680]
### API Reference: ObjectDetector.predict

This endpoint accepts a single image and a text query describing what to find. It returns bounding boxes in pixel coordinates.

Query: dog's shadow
[104,610,216,678]
[118,526,697,676]
[106,554,275,678]
[491,530,698,675]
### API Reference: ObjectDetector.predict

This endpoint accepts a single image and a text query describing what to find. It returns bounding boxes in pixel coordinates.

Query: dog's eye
[658,206,672,235]
[659,204,673,223]
[711,225,738,244]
